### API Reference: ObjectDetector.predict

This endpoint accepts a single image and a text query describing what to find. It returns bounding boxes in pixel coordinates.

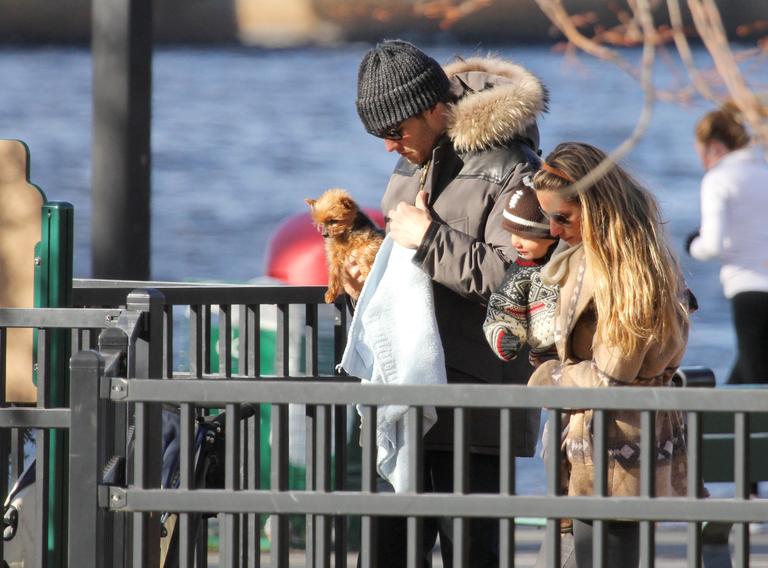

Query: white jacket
[690,146,768,298]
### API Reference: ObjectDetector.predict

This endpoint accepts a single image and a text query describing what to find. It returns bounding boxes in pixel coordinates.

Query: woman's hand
[528,359,560,387]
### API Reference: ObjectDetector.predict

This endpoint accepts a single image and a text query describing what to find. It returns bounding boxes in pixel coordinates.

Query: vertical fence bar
[128,289,164,567]
[687,411,702,568]
[333,300,348,568]
[240,404,250,567]
[406,406,424,568]
[499,407,516,568]
[11,427,23,486]
[333,299,347,369]
[242,304,260,567]
[195,302,210,568]
[271,402,290,567]
[593,409,607,568]
[305,304,319,566]
[163,305,173,378]
[639,410,656,568]
[273,304,290,567]
[203,305,212,375]
[224,403,242,567]
[545,410,561,568]
[315,404,332,568]
[0,327,6,562]
[97,327,128,568]
[190,305,204,379]
[734,411,750,567]
[334,403,348,567]
[247,403,261,568]
[69,351,106,567]
[219,304,232,377]
[246,305,260,378]
[276,304,289,377]
[238,304,249,377]
[178,403,196,566]
[35,328,51,568]
[453,407,469,566]
[245,301,262,565]
[360,405,377,568]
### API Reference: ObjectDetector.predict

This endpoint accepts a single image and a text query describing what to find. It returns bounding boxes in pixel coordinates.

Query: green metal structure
[33,202,74,567]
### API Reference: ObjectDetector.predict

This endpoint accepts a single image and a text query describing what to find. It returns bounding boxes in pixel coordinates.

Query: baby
[483,174,559,363]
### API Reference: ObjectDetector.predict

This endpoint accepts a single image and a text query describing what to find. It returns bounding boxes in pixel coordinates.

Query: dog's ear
[339,195,356,211]
[304,198,316,209]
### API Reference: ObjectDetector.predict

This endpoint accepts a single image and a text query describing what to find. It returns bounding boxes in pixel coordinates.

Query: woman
[529,142,690,566]
[687,104,768,384]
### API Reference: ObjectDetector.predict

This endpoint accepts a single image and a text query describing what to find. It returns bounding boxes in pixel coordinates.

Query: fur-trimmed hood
[444,56,549,153]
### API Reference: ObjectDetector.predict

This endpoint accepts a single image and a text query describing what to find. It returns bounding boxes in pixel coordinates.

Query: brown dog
[305,188,384,303]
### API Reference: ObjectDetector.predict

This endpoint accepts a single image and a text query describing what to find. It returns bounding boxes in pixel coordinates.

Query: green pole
[34,202,74,567]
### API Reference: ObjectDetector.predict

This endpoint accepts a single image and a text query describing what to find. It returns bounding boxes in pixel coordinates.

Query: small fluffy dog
[305,188,384,303]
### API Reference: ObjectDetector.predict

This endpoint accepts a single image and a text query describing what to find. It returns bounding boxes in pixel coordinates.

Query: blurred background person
[687,103,768,385]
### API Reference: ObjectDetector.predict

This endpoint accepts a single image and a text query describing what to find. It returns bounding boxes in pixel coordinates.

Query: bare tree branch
[559,0,659,198]
[534,0,638,77]
[688,0,768,147]
[666,0,719,101]
[535,0,691,103]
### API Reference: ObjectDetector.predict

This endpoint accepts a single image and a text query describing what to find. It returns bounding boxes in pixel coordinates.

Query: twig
[688,0,768,147]
[666,0,719,101]
[560,0,659,198]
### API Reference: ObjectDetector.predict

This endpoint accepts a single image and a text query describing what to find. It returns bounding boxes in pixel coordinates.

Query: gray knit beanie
[356,40,451,137]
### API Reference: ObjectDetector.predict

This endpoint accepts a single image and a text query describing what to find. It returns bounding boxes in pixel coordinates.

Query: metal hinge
[107,378,129,401]
[107,487,127,510]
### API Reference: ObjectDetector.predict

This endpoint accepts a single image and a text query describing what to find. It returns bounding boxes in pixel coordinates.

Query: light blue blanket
[338,235,446,492]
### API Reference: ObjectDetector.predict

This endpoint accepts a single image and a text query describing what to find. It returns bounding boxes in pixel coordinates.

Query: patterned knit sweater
[483,256,559,361]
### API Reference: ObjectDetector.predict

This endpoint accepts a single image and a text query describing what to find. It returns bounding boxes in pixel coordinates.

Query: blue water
[1,44,765,494]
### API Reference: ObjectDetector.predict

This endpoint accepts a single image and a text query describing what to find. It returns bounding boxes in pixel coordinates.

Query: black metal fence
[3,280,768,567]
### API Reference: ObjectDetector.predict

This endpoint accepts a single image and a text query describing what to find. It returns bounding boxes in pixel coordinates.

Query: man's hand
[388,190,433,249]
[343,253,364,299]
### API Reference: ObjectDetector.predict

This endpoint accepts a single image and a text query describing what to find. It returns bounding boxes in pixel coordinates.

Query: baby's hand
[343,254,365,299]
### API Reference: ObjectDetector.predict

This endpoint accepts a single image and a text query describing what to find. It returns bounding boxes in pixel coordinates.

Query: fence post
[34,201,74,567]
[69,350,106,567]
[126,289,164,566]
[99,328,130,567]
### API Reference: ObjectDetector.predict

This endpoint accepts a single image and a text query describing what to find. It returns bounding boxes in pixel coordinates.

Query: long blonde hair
[533,142,688,355]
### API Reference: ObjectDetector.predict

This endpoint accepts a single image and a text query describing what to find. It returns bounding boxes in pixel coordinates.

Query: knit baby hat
[502,174,553,239]
[356,40,451,136]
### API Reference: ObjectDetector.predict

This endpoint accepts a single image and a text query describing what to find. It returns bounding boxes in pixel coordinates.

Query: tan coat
[529,244,689,498]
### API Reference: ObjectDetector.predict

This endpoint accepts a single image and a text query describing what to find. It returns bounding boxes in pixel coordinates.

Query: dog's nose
[321,228,329,238]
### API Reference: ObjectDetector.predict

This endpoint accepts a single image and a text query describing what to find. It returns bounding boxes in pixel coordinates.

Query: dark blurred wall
[0,0,764,45]
[0,0,238,43]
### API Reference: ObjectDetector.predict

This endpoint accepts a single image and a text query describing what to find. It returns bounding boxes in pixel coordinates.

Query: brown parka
[529,244,690,497]
[380,56,548,454]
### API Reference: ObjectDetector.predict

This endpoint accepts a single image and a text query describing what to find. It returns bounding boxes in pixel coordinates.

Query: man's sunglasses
[374,125,404,141]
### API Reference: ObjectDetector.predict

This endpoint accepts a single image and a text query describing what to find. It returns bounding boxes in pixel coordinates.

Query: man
[351,40,549,567]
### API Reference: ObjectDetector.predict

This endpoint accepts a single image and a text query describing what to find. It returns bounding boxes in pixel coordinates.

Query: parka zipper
[418,160,431,194]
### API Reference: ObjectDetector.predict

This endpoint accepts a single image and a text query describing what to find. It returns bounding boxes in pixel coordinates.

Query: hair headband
[539,161,576,184]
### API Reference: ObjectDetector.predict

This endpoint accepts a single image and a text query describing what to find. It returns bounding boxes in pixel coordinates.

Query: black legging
[573,519,639,567]
[728,291,768,385]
